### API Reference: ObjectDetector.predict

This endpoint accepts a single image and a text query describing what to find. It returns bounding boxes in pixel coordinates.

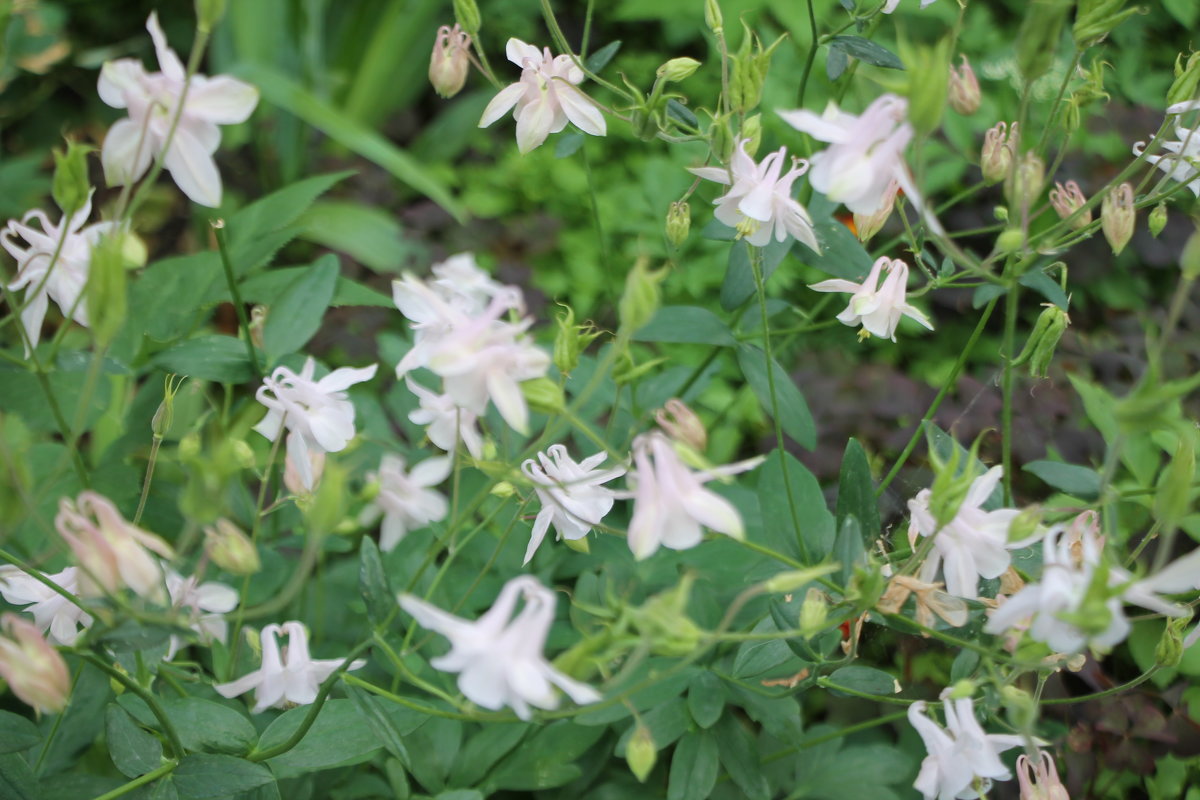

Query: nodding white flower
[480,38,606,153]
[399,575,601,719]
[165,570,238,660]
[1133,101,1200,197]
[908,696,1025,800]
[520,445,626,564]
[882,0,939,11]
[0,614,71,715]
[1017,751,1070,800]
[688,140,820,250]
[625,431,763,560]
[0,566,93,646]
[254,357,378,492]
[55,491,175,602]
[429,23,472,99]
[360,454,451,551]
[984,514,1200,653]
[215,621,364,713]
[98,12,258,207]
[907,467,1027,600]
[2,192,116,354]
[405,376,485,459]
[810,256,933,342]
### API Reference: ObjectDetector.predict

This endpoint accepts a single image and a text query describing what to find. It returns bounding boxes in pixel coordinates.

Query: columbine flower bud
[1000,684,1037,732]
[0,614,69,714]
[1156,614,1191,669]
[52,141,92,218]
[658,57,701,83]
[665,201,691,248]
[618,257,666,336]
[1049,181,1091,229]
[195,0,227,32]
[740,113,762,157]
[704,0,723,33]
[151,374,185,439]
[1017,751,1070,800]
[799,588,829,637]
[1008,505,1044,544]
[853,180,898,242]
[1005,151,1045,214]
[626,722,657,782]
[1149,203,1168,237]
[521,377,565,415]
[1013,304,1070,378]
[452,0,481,35]
[1101,182,1134,255]
[981,121,1018,184]
[655,398,707,452]
[429,24,472,99]
[1181,225,1200,280]
[204,518,261,576]
[948,55,980,115]
[1168,51,1200,107]
[729,23,782,113]
[761,564,839,595]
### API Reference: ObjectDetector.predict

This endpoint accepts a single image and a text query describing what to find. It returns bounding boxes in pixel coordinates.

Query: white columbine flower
[254,357,378,492]
[215,620,365,713]
[907,466,1026,600]
[479,38,606,153]
[520,445,626,564]
[810,256,933,341]
[165,570,238,660]
[1132,100,1200,197]
[0,566,93,646]
[2,193,116,354]
[405,376,485,459]
[882,0,939,12]
[689,139,821,251]
[908,696,1025,800]
[625,432,763,560]
[399,575,601,720]
[360,454,451,552]
[97,12,259,206]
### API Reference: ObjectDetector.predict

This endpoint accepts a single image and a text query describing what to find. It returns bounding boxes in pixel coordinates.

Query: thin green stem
[213,222,263,382]
[1040,667,1157,705]
[1001,273,1020,504]
[796,0,819,108]
[815,678,913,705]
[80,653,185,758]
[90,761,177,800]
[133,436,163,525]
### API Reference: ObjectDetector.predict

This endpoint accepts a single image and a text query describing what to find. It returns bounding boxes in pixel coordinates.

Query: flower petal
[187,74,260,124]
[163,125,223,207]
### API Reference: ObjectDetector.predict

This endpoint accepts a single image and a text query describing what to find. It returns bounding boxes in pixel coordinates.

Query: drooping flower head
[0,566,93,646]
[399,575,601,719]
[360,454,451,551]
[164,569,238,660]
[810,256,933,342]
[688,139,820,250]
[98,12,259,206]
[908,696,1025,800]
[429,24,472,99]
[1132,99,1200,198]
[520,444,625,563]
[0,614,70,714]
[405,376,485,459]
[479,39,606,153]
[254,357,378,492]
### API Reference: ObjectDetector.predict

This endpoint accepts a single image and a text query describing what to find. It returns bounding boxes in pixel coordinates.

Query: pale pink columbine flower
[625,432,763,560]
[947,55,981,115]
[688,140,821,250]
[399,575,601,719]
[521,445,626,564]
[98,13,258,207]
[1049,180,1091,228]
[55,491,175,602]
[0,566,93,646]
[215,621,365,713]
[429,24,472,98]
[1132,100,1200,197]
[254,357,379,492]
[359,454,451,551]
[405,376,485,459]
[908,696,1025,800]
[0,614,70,714]
[1017,751,1070,800]
[480,38,606,153]
[810,256,932,342]
[165,569,238,660]
[2,192,116,354]
[907,467,1028,600]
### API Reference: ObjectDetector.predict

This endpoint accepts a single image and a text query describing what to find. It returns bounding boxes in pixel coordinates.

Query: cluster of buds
[981,121,1019,184]
[729,22,783,113]
[1014,304,1071,378]
[1101,182,1135,254]
[1048,181,1091,229]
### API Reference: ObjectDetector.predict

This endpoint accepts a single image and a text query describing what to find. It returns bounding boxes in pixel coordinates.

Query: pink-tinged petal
[194,582,239,613]
[318,363,378,392]
[941,545,979,599]
[688,165,733,185]
[486,370,529,434]
[163,126,222,207]
[965,466,1004,509]
[17,290,48,355]
[777,107,856,143]
[514,96,557,154]
[809,279,862,294]
[523,507,554,564]
[187,74,259,124]
[1134,548,1200,594]
[146,12,185,83]
[557,85,606,136]
[101,118,155,187]
[97,59,147,109]
[214,669,263,700]
[505,38,542,67]
[479,83,526,128]
[682,487,744,539]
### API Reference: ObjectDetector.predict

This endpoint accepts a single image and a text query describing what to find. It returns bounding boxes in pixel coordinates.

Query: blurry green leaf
[615,699,689,756]
[972,283,1007,308]
[262,254,339,360]
[1164,0,1199,26]
[259,700,383,777]
[1023,460,1101,497]
[721,238,793,310]
[105,705,163,778]
[826,46,849,81]
[687,672,725,729]
[667,730,718,800]
[486,721,604,792]
[239,268,391,308]
[345,685,408,764]
[358,537,393,626]
[666,99,699,128]
[342,0,441,125]
[738,345,816,449]
[153,335,256,384]
[1018,270,1069,310]
[715,713,770,800]
[0,753,38,800]
[0,712,39,755]
[636,306,736,346]
[161,697,257,756]
[829,36,904,69]
[296,201,410,273]
[833,516,865,588]
[173,754,274,799]
[836,439,879,542]
[757,449,834,561]
[827,665,897,697]
[447,723,528,788]
[555,132,585,158]
[237,64,466,222]
[585,40,622,73]
[230,172,352,259]
[950,649,980,683]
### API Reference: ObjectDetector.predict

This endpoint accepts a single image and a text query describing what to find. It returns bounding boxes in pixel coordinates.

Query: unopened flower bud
[626,722,657,782]
[1181,225,1200,280]
[0,614,70,714]
[151,374,185,439]
[52,141,92,219]
[656,398,706,452]
[728,23,782,113]
[854,180,898,242]
[452,0,481,36]
[799,588,829,637]
[490,481,516,498]
[996,227,1025,254]
[981,121,1018,184]
[204,518,261,576]
[948,55,980,115]
[87,233,129,347]
[740,113,762,157]
[704,0,723,33]
[1007,505,1044,544]
[1017,751,1070,800]
[1101,182,1134,255]
[429,24,472,99]
[1013,304,1070,378]
[946,680,976,700]
[121,231,148,268]
[1168,51,1200,107]
[521,377,565,415]
[618,257,666,335]
[1049,180,1091,229]
[1156,614,1192,669]
[666,201,691,248]
[1005,151,1045,213]
[1149,203,1168,238]
[658,57,701,83]
[761,564,840,594]
[1000,684,1037,731]
[195,0,227,32]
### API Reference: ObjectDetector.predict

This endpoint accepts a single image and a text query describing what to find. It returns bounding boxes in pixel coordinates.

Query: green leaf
[667,730,719,800]
[262,254,339,361]
[826,46,849,81]
[238,268,391,309]
[585,41,622,73]
[686,672,725,729]
[0,711,40,755]
[160,697,257,756]
[344,685,408,764]
[828,35,904,69]
[666,99,699,129]
[1023,460,1101,497]
[406,716,462,793]
[230,173,353,250]
[738,345,816,450]
[236,64,465,222]
[555,132,585,158]
[836,439,880,542]
[756,449,835,562]
[436,792,484,800]
[172,754,275,799]
[715,713,770,800]
[153,335,256,384]
[258,699,383,777]
[1018,270,1069,310]
[486,721,604,792]
[0,753,38,800]
[132,253,222,342]
[833,516,865,588]
[358,537,393,625]
[827,665,898,697]
[296,201,411,274]
[447,723,529,788]
[795,202,876,281]
[615,699,690,756]
[106,704,163,778]
[721,238,793,310]
[635,306,736,346]
[950,649,981,683]
[1164,0,1199,26]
